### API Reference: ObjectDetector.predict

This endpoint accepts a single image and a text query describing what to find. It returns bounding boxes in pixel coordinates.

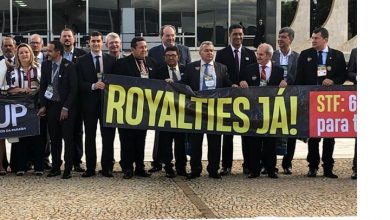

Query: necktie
[95,55,101,73]
[261,65,267,80]
[318,51,323,65]
[204,63,209,76]
[170,67,178,82]
[6,58,13,72]
[138,59,147,74]
[52,63,58,78]
[234,49,240,77]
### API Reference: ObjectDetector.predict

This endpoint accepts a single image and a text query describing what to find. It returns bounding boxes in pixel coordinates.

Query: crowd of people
[0,24,357,180]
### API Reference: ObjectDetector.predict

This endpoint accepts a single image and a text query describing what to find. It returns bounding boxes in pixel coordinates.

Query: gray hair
[199,41,214,52]
[105,32,121,44]
[258,43,274,55]
[1,36,16,47]
[279,27,295,40]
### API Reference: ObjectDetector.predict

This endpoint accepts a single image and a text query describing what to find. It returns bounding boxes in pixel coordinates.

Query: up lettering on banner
[309,91,357,137]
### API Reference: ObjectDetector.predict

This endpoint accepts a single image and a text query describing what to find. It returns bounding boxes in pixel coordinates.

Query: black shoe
[260,167,268,175]
[81,170,96,177]
[43,163,52,170]
[62,170,72,179]
[176,169,187,177]
[148,166,162,173]
[16,171,25,176]
[102,170,114,178]
[219,167,231,176]
[283,167,292,175]
[324,171,338,178]
[247,172,260,178]
[123,170,134,179]
[243,167,250,175]
[209,172,222,179]
[307,168,318,177]
[0,170,7,176]
[47,170,61,177]
[186,172,200,180]
[135,169,151,177]
[74,165,85,172]
[165,169,176,178]
[268,172,279,179]
[351,171,357,180]
[35,171,44,176]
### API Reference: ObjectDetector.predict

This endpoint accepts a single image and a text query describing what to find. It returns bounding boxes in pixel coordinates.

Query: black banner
[103,74,356,138]
[0,94,40,139]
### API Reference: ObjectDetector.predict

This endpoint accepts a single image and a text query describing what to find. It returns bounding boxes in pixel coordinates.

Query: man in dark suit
[240,43,286,179]
[111,36,157,179]
[76,31,116,177]
[60,27,87,173]
[153,46,187,178]
[215,24,257,176]
[37,40,78,179]
[271,27,300,175]
[347,47,357,180]
[296,27,346,178]
[148,24,192,172]
[181,41,236,179]
[149,24,191,68]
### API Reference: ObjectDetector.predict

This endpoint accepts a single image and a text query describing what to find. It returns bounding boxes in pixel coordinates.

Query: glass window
[52,0,86,35]
[231,0,257,47]
[0,1,10,34]
[281,0,298,28]
[12,0,47,35]
[310,0,332,34]
[231,0,256,35]
[348,0,356,39]
[89,0,119,34]
[161,0,195,47]
[197,0,228,47]
[131,0,159,36]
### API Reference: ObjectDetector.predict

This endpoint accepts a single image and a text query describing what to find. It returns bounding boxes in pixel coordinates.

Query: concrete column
[290,0,311,51]
[323,0,348,49]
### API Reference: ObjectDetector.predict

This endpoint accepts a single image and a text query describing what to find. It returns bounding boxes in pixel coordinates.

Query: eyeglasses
[30,42,41,45]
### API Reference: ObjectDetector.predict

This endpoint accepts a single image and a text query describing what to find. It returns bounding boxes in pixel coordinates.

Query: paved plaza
[1,135,356,219]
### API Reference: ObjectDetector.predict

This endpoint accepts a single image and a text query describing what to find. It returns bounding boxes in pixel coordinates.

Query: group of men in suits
[1,24,354,180]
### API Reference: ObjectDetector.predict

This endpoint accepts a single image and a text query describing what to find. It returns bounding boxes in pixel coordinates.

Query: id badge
[140,72,149,78]
[44,84,54,99]
[205,77,215,88]
[260,79,267,87]
[317,65,327,77]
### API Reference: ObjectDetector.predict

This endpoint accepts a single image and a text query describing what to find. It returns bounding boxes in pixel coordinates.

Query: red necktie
[261,65,266,80]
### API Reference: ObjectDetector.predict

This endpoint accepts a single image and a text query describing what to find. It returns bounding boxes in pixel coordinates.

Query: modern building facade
[0,0,356,51]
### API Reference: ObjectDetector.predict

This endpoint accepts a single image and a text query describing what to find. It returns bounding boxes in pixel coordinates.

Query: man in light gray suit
[271,27,300,175]
[148,24,192,172]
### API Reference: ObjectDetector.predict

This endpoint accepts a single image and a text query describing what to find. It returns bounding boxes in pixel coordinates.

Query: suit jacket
[215,46,257,84]
[271,50,300,85]
[70,47,87,63]
[242,63,284,87]
[295,47,346,85]
[0,55,5,61]
[148,44,191,68]
[39,58,78,110]
[181,60,233,91]
[111,54,157,79]
[153,64,186,81]
[347,48,357,84]
[76,53,116,113]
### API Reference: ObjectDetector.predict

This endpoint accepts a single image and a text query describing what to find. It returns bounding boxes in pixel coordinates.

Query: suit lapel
[193,61,201,91]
